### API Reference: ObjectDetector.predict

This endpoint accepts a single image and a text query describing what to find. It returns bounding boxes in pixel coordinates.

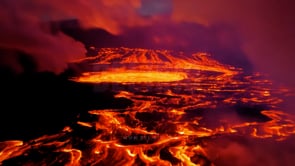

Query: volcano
[1,48,295,166]
[69,47,236,84]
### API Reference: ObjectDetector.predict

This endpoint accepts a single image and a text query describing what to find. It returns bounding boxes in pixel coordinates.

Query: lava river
[1,47,295,166]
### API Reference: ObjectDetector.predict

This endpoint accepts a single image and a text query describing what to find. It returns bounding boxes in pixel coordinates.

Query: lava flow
[1,47,295,166]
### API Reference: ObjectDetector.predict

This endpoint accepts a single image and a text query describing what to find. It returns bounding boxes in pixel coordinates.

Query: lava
[1,47,295,165]
[76,71,187,83]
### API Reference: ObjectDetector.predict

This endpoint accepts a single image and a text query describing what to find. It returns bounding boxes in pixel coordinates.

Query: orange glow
[62,149,82,166]
[76,71,187,83]
[77,121,93,128]
[0,141,24,163]
[72,48,236,73]
[71,47,237,84]
[1,47,294,165]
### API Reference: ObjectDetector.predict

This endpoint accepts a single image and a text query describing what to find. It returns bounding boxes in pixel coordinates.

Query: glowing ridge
[71,47,237,83]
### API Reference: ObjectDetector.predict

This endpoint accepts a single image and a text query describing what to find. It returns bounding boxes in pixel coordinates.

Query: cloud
[172,0,295,87]
[1,0,294,83]
[0,0,147,73]
[38,0,148,34]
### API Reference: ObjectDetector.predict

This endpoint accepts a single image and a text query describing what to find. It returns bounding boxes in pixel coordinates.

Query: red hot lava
[1,47,295,166]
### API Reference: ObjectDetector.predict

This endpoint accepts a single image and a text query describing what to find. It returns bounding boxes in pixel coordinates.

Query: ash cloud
[172,0,295,87]
[0,0,146,74]
[120,21,251,70]
[62,20,252,71]
[0,0,87,73]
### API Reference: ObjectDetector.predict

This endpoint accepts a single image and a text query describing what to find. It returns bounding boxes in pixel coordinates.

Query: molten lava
[1,47,295,165]
[76,71,187,83]
[70,47,236,84]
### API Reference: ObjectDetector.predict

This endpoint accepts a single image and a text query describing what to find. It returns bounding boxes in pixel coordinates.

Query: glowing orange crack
[75,71,187,83]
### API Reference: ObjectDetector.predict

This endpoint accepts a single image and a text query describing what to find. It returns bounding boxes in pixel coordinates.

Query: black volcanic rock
[234,102,271,122]
[0,70,133,141]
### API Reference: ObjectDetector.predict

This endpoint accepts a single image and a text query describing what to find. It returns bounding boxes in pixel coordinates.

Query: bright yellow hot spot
[75,71,187,83]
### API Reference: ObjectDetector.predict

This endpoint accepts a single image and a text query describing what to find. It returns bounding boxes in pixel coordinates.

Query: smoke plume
[0,0,146,73]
